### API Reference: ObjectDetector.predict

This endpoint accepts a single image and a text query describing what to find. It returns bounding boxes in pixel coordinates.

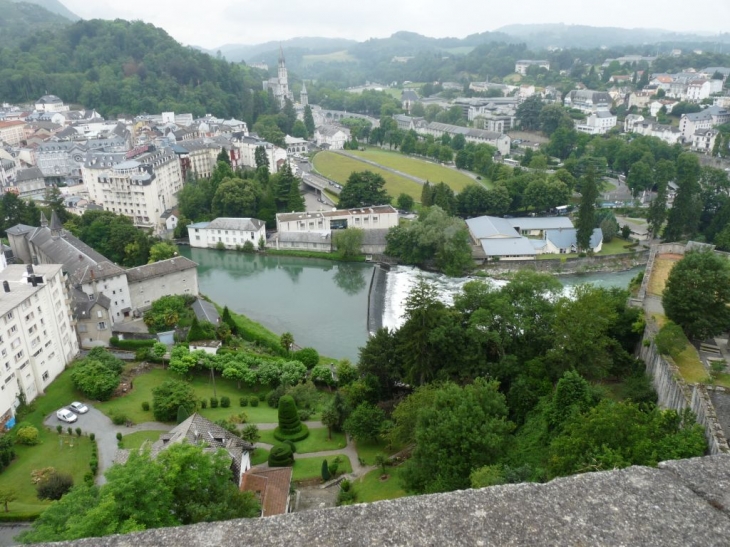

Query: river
[180,247,643,363]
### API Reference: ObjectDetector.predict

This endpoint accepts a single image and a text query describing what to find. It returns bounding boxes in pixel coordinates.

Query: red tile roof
[241,467,292,517]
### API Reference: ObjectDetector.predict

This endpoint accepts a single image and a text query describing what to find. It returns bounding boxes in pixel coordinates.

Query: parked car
[57,409,78,423]
[69,402,89,414]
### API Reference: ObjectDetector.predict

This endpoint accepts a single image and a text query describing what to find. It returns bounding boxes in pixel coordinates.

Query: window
[5,312,13,321]
[14,350,23,361]
[98,321,107,330]
[88,294,94,301]
[9,325,16,334]
[42,371,49,381]
[10,339,20,349]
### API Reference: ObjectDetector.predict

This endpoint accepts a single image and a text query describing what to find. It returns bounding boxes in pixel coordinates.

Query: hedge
[0,512,41,522]
[109,337,156,350]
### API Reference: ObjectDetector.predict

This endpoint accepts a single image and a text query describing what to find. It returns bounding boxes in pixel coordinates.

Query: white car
[69,402,89,414]
[57,409,78,423]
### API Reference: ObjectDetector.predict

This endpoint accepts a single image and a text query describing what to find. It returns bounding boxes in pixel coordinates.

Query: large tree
[663,251,730,340]
[338,171,391,209]
[516,95,544,131]
[663,153,702,242]
[400,379,514,494]
[575,167,600,251]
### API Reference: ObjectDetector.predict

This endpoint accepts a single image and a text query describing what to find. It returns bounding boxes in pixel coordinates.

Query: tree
[664,153,702,242]
[400,379,514,494]
[280,332,294,353]
[396,193,415,211]
[0,488,16,512]
[304,105,315,137]
[343,403,385,443]
[333,228,364,258]
[321,459,331,481]
[277,395,304,436]
[36,472,73,501]
[338,171,391,209]
[575,167,599,251]
[148,242,178,263]
[626,161,653,197]
[539,103,573,136]
[648,160,676,238]
[663,251,730,340]
[71,359,121,401]
[516,95,544,131]
[211,178,261,218]
[152,380,198,422]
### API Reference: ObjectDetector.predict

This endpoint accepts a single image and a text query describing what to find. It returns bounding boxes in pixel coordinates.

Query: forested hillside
[10,0,80,21]
[0,0,71,49]
[0,19,265,121]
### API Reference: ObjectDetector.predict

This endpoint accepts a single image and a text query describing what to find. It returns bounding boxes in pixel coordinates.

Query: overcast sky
[61,0,730,50]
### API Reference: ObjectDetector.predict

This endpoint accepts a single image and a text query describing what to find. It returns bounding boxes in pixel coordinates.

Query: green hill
[0,19,265,121]
[0,0,71,48]
[10,0,80,21]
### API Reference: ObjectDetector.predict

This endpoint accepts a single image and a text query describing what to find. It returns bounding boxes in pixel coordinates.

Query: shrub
[293,348,319,369]
[16,426,40,446]
[55,425,62,434]
[337,480,356,505]
[75,428,82,437]
[111,413,127,426]
[89,432,95,442]
[655,321,687,357]
[229,412,248,425]
[267,385,286,408]
[240,397,248,407]
[329,456,342,477]
[152,380,198,422]
[240,424,261,444]
[273,424,310,442]
[109,337,157,350]
[89,460,98,475]
[67,427,72,436]
[83,472,94,486]
[242,240,255,253]
[201,399,207,409]
[70,359,121,401]
[216,241,226,250]
[135,348,150,361]
[220,396,231,408]
[283,439,296,454]
[250,397,259,407]
[36,472,73,501]
[142,401,150,411]
[177,405,190,424]
[321,459,331,481]
[278,395,302,435]
[116,432,122,442]
[210,397,219,408]
[287,381,322,410]
[268,444,294,467]
[258,392,267,401]
[299,409,313,422]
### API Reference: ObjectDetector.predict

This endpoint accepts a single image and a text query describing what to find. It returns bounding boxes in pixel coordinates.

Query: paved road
[43,406,171,485]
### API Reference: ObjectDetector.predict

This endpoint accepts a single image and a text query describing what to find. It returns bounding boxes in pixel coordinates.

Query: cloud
[61,0,730,49]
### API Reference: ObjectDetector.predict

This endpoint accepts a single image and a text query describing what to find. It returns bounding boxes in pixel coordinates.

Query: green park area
[536,238,635,260]
[259,427,347,454]
[349,148,477,192]
[313,151,423,202]
[354,466,408,503]
[292,454,352,481]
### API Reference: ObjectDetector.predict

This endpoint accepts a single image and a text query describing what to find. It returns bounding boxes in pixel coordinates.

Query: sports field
[312,152,423,201]
[349,149,477,192]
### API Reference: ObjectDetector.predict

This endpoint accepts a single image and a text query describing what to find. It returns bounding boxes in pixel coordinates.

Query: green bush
[15,426,40,446]
[210,397,219,408]
[268,444,294,467]
[220,396,231,408]
[111,413,127,426]
[71,359,121,401]
[299,409,313,422]
[283,439,296,454]
[176,405,190,424]
[655,321,688,357]
[201,399,207,409]
[55,425,62,434]
[337,480,356,505]
[109,337,157,350]
[83,471,94,486]
[267,385,286,408]
[142,401,150,411]
[277,395,303,435]
[292,348,319,368]
[258,392,267,401]
[152,380,198,422]
[116,432,122,441]
[89,433,95,441]
[250,397,259,407]
[272,424,310,443]
[36,472,73,501]
[321,459,331,481]
[242,240,255,253]
[75,428,82,437]
[240,397,248,407]
[0,512,41,522]
[135,348,150,361]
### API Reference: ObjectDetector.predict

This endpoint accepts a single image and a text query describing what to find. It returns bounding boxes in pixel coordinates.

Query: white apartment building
[188,218,267,250]
[34,95,70,113]
[692,129,719,153]
[276,205,399,233]
[0,264,78,430]
[0,121,26,147]
[575,111,617,135]
[679,106,730,142]
[314,125,351,150]
[85,146,183,232]
[234,136,287,173]
[564,90,613,113]
[515,60,550,75]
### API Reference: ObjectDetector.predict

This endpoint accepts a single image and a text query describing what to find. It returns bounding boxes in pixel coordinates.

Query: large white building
[83,146,184,232]
[515,60,550,76]
[234,136,288,174]
[34,95,70,113]
[679,106,730,142]
[314,125,351,150]
[575,111,617,135]
[564,90,613,113]
[188,218,267,250]
[0,264,78,430]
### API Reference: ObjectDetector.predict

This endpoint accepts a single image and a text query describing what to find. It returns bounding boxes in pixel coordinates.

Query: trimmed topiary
[268,443,294,467]
[220,396,230,408]
[210,397,219,408]
[283,439,296,454]
[240,397,248,407]
[277,395,302,435]
[272,423,310,443]
[250,397,259,407]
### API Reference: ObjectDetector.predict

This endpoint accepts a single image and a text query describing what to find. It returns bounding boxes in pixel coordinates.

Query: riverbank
[476,250,649,277]
[265,249,366,262]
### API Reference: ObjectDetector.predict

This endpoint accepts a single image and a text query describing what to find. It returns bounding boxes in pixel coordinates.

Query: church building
[263,47,294,108]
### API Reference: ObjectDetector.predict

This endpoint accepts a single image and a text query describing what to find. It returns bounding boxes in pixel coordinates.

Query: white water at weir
[379,265,643,331]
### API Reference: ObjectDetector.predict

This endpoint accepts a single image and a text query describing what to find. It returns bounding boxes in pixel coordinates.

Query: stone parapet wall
[477,250,649,275]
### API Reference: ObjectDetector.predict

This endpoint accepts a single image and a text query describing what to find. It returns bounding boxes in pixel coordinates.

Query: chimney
[2,281,9,293]
[26,264,33,275]
[30,275,37,287]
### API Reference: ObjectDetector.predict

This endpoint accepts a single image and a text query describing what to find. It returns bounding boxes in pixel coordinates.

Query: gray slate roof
[507,217,574,231]
[465,216,519,239]
[545,227,603,250]
[15,166,44,183]
[479,237,538,256]
[126,256,197,283]
[206,218,265,232]
[192,299,220,324]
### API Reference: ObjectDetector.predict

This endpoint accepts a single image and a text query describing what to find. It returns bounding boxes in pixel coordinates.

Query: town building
[125,257,199,313]
[679,106,730,142]
[692,128,719,153]
[34,95,70,113]
[515,60,550,75]
[0,264,79,430]
[274,205,398,254]
[575,111,617,135]
[285,136,308,155]
[9,167,46,199]
[401,90,419,113]
[263,48,294,108]
[0,121,26,146]
[241,467,293,517]
[299,82,308,107]
[314,125,351,150]
[188,218,267,250]
[234,136,288,173]
[420,122,511,156]
[564,90,613,113]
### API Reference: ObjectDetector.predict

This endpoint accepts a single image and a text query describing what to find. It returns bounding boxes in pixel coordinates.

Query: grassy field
[349,149,477,192]
[292,454,352,481]
[259,427,346,454]
[301,50,355,65]
[251,448,270,466]
[0,370,94,519]
[648,255,680,296]
[313,152,423,202]
[354,439,396,465]
[651,314,714,386]
[354,467,408,503]
[120,430,163,450]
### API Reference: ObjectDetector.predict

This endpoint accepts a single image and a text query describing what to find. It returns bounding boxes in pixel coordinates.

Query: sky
[61,0,730,50]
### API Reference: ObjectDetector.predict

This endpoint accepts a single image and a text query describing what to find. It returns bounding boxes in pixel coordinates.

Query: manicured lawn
[536,238,636,260]
[313,152,423,202]
[258,427,346,454]
[292,454,352,481]
[651,314,714,386]
[0,369,94,519]
[119,430,163,450]
[648,256,680,297]
[350,149,476,192]
[251,448,270,466]
[354,466,408,503]
[354,439,396,465]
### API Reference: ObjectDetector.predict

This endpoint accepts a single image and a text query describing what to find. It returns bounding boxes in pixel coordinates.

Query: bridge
[300,172,341,197]
[311,108,380,128]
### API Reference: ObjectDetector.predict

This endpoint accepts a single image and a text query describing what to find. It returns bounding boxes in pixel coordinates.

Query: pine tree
[421,181,433,206]
[664,153,701,242]
[321,459,331,481]
[254,146,268,170]
[304,105,315,137]
[575,167,599,251]
[221,306,237,335]
[287,177,305,212]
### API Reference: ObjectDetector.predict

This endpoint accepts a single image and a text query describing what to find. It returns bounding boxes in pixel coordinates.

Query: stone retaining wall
[477,250,649,275]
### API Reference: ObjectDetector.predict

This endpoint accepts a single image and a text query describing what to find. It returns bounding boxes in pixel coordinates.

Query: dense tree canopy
[338,171,391,209]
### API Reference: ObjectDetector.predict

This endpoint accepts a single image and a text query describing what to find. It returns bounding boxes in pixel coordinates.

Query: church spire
[50,210,63,238]
[279,44,285,64]
[39,211,48,228]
